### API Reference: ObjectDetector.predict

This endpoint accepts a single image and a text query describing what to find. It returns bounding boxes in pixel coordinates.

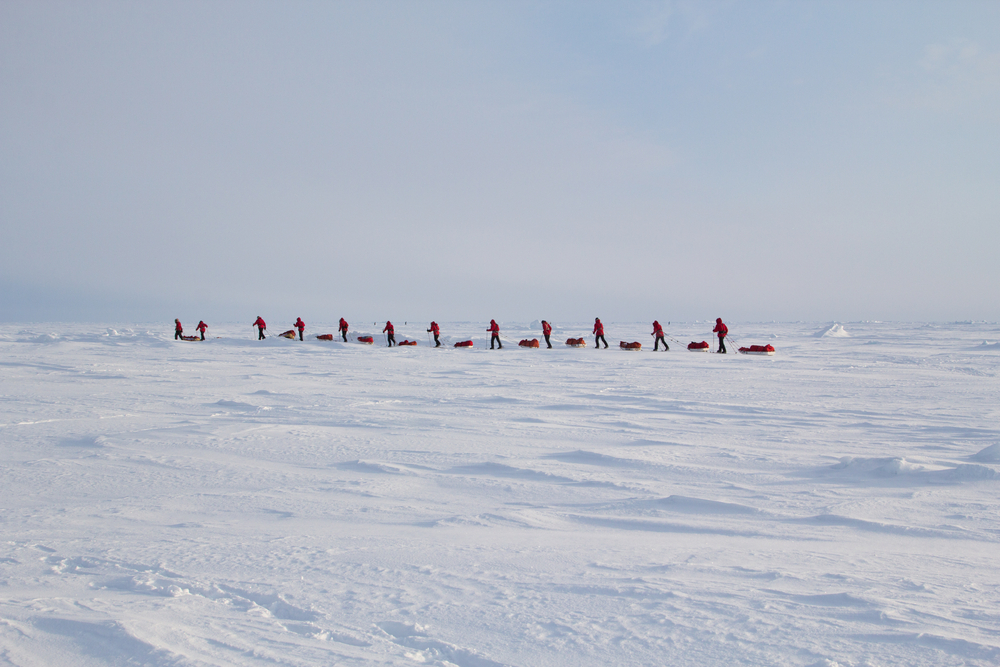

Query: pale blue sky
[2,1,998,323]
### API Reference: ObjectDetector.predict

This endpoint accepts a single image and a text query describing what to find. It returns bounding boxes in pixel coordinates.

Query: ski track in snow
[1,321,999,666]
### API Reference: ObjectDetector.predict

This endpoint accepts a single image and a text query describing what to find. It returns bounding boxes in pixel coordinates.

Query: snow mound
[831,457,923,477]
[942,464,999,481]
[970,444,1000,462]
[977,341,999,350]
[815,323,850,338]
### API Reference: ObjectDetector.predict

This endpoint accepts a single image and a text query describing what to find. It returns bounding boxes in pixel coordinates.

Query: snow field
[1,321,998,666]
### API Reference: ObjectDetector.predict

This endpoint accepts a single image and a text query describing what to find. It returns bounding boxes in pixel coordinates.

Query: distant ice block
[815,322,850,337]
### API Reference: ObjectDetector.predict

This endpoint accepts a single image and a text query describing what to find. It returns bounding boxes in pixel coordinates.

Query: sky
[1,1,998,324]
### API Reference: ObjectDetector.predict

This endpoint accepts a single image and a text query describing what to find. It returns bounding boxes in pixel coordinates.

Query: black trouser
[387,333,395,346]
[175,331,182,340]
[595,334,607,348]
[258,328,266,340]
[544,333,551,348]
[718,335,726,353]
[655,334,668,351]
[491,333,501,349]
[200,332,205,341]
[433,333,440,347]
[341,330,348,342]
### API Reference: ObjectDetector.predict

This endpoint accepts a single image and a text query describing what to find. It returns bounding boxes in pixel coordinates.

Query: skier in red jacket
[593,318,608,349]
[339,318,349,342]
[174,319,183,340]
[488,320,502,349]
[196,320,208,341]
[713,318,728,354]
[427,321,441,347]
[294,317,305,341]
[652,320,668,351]
[542,320,553,348]
[383,321,396,347]
[253,316,267,340]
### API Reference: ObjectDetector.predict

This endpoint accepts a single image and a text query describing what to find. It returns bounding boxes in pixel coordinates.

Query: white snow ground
[1,320,998,667]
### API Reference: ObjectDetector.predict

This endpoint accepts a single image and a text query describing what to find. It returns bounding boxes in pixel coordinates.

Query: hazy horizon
[2,1,998,323]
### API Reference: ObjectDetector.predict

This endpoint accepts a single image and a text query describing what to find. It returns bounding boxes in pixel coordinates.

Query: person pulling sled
[294,317,306,341]
[427,321,441,347]
[174,319,183,341]
[713,318,728,354]
[593,318,608,349]
[652,320,668,351]
[196,320,208,341]
[339,318,349,342]
[542,320,553,348]
[488,320,502,349]
[254,316,267,340]
[383,321,396,347]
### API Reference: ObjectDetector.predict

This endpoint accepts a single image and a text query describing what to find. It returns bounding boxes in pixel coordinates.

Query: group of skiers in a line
[176,317,732,353]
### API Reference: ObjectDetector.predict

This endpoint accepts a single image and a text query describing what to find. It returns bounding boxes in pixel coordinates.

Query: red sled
[279,329,296,339]
[398,340,417,346]
[180,335,200,341]
[316,334,334,341]
[739,344,776,356]
[620,341,641,350]
[519,339,540,348]
[688,341,710,351]
[565,337,586,348]
[454,340,473,348]
[357,336,374,344]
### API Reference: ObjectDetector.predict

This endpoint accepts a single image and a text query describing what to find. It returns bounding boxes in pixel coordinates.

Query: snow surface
[1,320,999,666]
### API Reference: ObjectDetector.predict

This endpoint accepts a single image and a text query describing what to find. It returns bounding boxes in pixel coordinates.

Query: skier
[427,321,441,347]
[174,319,183,340]
[713,317,729,354]
[652,320,668,351]
[383,321,396,347]
[593,318,608,349]
[339,318,349,342]
[488,320,502,349]
[294,317,305,341]
[196,320,208,341]
[542,320,553,349]
[253,316,267,340]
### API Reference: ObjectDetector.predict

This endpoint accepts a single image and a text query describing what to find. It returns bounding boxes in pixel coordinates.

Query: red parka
[196,321,207,333]
[713,318,728,338]
[542,321,552,335]
[488,320,499,334]
[429,322,440,335]
[254,317,266,330]
[339,318,348,332]
[652,321,664,336]
[295,318,305,332]
[383,321,394,334]
[174,319,182,333]
[593,319,604,335]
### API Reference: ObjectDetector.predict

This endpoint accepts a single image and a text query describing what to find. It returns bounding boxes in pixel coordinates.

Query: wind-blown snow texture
[1,321,998,666]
